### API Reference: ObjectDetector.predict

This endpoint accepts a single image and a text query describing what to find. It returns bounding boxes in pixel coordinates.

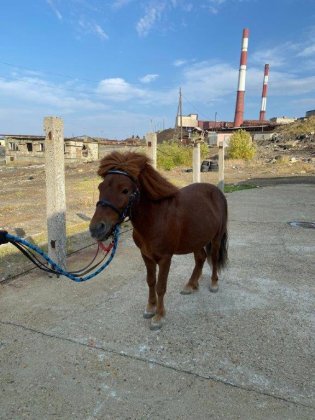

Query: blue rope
[5,227,120,282]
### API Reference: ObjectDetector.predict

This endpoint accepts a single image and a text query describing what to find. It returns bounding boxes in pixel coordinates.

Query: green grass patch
[224,184,257,193]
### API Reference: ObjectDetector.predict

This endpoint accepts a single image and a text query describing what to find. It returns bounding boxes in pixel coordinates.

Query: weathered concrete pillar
[44,117,66,270]
[193,142,200,183]
[218,141,225,192]
[146,132,157,169]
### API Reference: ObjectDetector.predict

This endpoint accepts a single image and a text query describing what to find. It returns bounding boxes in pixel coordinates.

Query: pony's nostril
[98,222,106,231]
[89,222,110,240]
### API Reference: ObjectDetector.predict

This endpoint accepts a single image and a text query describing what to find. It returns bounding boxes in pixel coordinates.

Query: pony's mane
[98,151,179,201]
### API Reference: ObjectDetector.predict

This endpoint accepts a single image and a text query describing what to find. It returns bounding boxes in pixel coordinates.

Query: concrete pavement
[0,183,314,419]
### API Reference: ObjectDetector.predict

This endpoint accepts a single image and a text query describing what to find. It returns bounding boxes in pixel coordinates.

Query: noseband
[96,170,139,226]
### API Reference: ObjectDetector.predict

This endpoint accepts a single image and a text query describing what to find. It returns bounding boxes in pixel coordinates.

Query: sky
[0,0,315,139]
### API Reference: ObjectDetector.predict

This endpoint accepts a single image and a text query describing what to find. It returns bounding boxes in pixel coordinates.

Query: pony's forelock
[98,152,150,179]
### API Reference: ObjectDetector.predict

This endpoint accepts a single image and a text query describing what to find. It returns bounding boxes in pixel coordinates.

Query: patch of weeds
[224,184,257,193]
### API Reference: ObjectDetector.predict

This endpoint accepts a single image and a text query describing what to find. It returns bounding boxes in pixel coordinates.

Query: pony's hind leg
[141,253,157,318]
[181,248,207,295]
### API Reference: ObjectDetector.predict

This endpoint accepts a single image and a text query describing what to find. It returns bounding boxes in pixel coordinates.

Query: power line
[181,93,210,120]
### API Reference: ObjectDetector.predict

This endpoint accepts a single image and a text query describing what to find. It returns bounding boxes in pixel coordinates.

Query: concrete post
[146,132,157,169]
[218,141,225,192]
[193,142,200,183]
[44,117,67,270]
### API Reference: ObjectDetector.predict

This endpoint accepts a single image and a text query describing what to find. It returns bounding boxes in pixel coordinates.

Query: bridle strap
[107,169,137,183]
[96,169,139,223]
[96,199,121,215]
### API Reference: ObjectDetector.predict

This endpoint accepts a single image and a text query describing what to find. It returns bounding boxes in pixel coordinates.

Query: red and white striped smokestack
[234,28,249,127]
[259,64,270,121]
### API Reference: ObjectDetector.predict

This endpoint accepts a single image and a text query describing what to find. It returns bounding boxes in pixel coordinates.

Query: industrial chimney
[234,28,249,127]
[259,64,270,121]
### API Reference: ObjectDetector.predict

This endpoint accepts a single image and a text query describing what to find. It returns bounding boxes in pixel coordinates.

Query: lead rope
[0,227,120,283]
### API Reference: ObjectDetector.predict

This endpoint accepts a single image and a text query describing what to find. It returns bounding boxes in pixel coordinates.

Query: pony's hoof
[143,310,156,319]
[150,316,163,330]
[180,287,195,295]
[209,285,219,293]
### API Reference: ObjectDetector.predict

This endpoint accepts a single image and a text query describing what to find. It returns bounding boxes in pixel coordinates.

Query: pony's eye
[122,188,129,195]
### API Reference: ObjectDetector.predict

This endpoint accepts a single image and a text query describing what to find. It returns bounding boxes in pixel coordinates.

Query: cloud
[203,0,226,14]
[78,19,109,40]
[46,0,63,20]
[94,24,109,40]
[252,32,315,69]
[136,3,166,37]
[298,43,315,57]
[97,78,147,101]
[269,71,315,96]
[139,74,159,83]
[181,61,238,102]
[251,42,299,68]
[112,0,135,9]
[0,75,107,112]
[173,59,188,67]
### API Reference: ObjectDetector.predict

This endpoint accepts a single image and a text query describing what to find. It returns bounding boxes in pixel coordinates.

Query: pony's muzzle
[89,221,113,241]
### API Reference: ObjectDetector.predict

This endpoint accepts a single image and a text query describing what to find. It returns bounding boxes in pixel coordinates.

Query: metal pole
[193,142,200,183]
[44,116,67,270]
[218,141,225,192]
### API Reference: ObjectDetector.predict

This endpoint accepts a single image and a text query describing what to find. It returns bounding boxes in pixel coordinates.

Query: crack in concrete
[1,319,313,410]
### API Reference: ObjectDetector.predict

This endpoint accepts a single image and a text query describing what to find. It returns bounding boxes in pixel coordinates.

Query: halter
[96,169,139,227]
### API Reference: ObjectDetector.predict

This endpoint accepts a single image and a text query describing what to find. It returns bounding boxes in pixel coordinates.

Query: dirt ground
[1,142,314,280]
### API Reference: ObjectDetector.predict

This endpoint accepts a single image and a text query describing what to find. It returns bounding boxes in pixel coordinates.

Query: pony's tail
[218,231,228,270]
[206,231,228,271]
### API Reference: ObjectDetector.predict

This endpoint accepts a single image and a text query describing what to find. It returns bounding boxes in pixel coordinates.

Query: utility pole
[176,88,183,142]
[179,87,183,142]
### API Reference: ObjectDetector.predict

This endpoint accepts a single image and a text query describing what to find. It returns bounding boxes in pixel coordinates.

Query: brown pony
[90,151,228,330]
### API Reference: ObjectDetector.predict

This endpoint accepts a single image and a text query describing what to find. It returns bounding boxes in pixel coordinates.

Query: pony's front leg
[150,256,172,331]
[141,253,157,319]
